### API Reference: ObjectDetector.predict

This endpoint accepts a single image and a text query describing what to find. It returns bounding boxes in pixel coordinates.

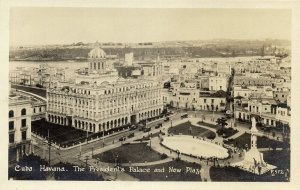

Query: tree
[216,117,228,129]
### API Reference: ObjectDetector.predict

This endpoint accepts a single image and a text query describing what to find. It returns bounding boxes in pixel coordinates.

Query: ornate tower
[88,41,107,74]
[231,116,277,174]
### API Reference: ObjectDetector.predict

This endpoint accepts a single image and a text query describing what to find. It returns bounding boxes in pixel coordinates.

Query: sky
[9,8,291,46]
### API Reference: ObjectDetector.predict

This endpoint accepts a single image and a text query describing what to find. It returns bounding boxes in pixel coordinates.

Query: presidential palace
[46,43,163,133]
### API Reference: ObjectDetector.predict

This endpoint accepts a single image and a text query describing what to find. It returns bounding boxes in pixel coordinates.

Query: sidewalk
[122,158,173,167]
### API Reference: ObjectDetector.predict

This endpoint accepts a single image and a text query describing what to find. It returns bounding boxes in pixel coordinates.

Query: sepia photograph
[2,2,299,188]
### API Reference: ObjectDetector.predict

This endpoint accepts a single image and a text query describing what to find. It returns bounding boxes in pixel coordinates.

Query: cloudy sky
[10,8,291,46]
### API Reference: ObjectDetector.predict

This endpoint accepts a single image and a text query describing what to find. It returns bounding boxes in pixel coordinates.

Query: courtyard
[32,119,92,147]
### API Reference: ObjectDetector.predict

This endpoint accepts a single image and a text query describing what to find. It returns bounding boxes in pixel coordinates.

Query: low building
[234,97,290,128]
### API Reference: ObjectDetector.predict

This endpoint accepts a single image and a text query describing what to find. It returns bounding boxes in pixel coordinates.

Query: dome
[88,42,106,58]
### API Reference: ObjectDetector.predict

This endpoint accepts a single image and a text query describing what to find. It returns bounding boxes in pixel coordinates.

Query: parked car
[128,133,134,138]
[155,123,163,129]
[181,114,188,119]
[130,125,137,130]
[119,136,126,141]
[164,117,170,122]
[143,127,151,133]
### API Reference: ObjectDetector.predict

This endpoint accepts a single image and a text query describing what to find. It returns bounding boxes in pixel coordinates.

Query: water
[9,61,88,80]
[9,61,87,71]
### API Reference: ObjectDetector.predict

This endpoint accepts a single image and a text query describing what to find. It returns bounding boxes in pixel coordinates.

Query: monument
[231,117,276,175]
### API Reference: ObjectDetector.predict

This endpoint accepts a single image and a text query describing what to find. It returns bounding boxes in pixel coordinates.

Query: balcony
[21,125,28,131]
[9,128,15,133]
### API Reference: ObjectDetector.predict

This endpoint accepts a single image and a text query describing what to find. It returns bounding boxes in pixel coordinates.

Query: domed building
[75,42,119,85]
[88,41,107,73]
[46,42,163,137]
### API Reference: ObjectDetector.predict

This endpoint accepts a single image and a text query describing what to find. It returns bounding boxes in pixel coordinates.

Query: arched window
[9,110,14,118]
[21,108,26,116]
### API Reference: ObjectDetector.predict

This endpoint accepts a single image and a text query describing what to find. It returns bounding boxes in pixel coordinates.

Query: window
[21,108,26,116]
[9,134,14,143]
[204,99,206,103]
[21,119,26,127]
[211,99,214,104]
[9,110,14,118]
[22,131,27,140]
[9,121,14,130]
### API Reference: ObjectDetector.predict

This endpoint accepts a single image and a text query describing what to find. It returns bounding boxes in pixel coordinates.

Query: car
[155,123,163,129]
[119,136,126,141]
[129,125,137,130]
[169,111,174,114]
[164,117,170,122]
[181,114,188,119]
[128,133,134,138]
[143,127,151,132]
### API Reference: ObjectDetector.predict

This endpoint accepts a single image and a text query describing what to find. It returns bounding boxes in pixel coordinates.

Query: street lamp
[86,129,89,144]
[92,146,94,157]
[115,155,118,179]
[85,155,89,169]
[79,143,82,156]
[102,130,105,147]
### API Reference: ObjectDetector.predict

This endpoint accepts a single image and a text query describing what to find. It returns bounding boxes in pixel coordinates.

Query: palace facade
[46,43,163,133]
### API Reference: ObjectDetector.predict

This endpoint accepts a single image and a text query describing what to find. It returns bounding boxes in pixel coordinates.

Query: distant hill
[9,39,290,61]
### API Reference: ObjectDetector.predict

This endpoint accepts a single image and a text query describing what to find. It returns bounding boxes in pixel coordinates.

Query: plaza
[162,135,229,159]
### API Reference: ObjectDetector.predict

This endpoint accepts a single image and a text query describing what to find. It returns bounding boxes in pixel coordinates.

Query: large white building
[46,43,163,133]
[165,81,226,111]
[209,76,228,91]
[9,93,33,163]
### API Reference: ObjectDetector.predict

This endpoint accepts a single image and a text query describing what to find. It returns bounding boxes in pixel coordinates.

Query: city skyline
[10,8,291,46]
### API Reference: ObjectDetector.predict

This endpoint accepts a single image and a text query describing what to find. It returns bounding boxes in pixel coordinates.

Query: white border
[1,1,300,190]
